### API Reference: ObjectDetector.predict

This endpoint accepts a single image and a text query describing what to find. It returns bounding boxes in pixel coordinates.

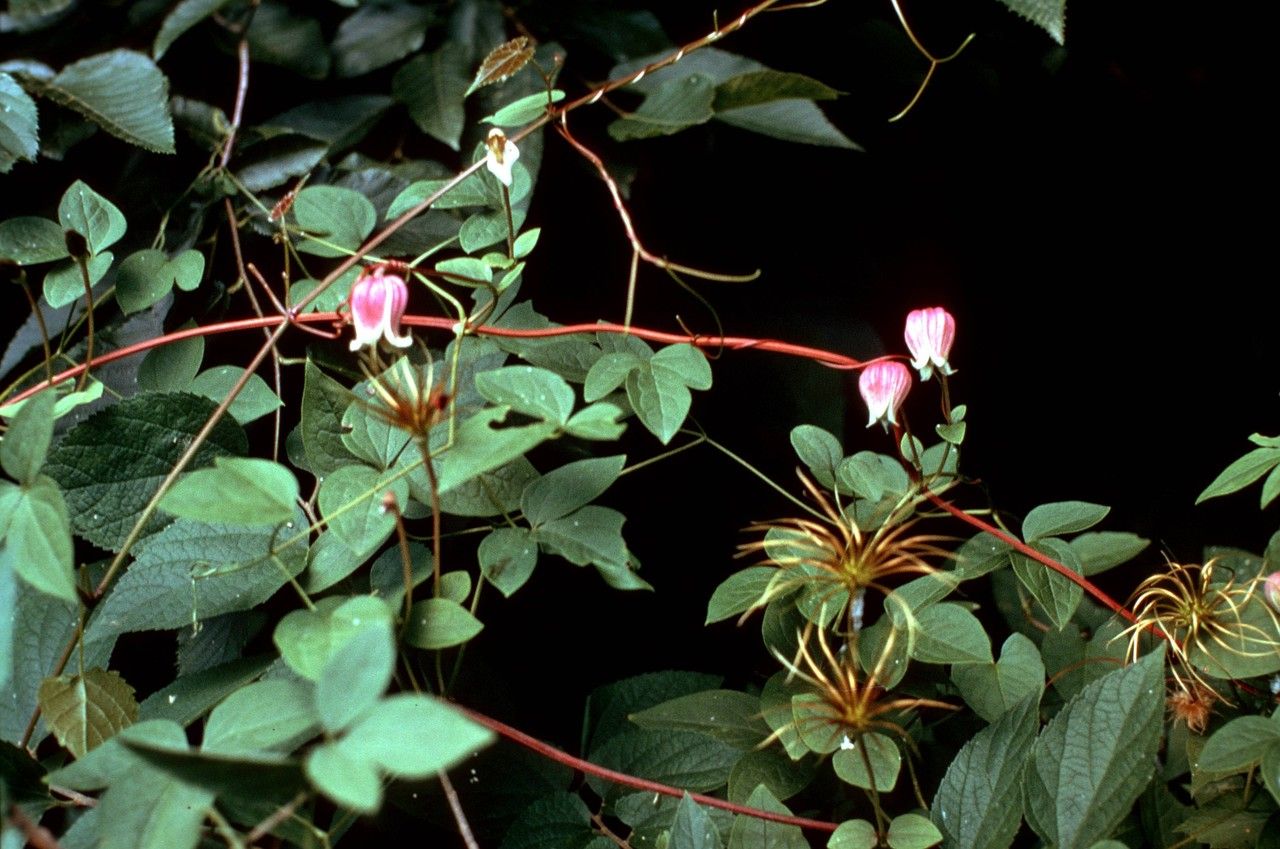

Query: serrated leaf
[499,792,601,849]
[0,215,66,264]
[932,693,1039,849]
[1197,446,1280,504]
[587,729,741,803]
[466,36,535,97]
[727,784,807,849]
[475,365,575,424]
[586,671,723,755]
[86,513,306,641]
[951,633,1045,723]
[394,43,469,150]
[631,690,768,750]
[1024,648,1165,849]
[995,0,1066,44]
[406,597,484,649]
[153,0,236,59]
[522,455,625,526]
[292,185,376,257]
[610,74,717,141]
[160,456,298,525]
[1010,538,1084,630]
[478,527,538,596]
[38,668,138,758]
[1068,531,1149,576]
[202,678,317,755]
[273,595,393,681]
[342,693,494,777]
[728,747,817,804]
[2,476,77,602]
[0,73,39,172]
[300,359,356,478]
[44,392,248,550]
[671,792,725,849]
[38,50,175,153]
[332,3,432,77]
[832,732,901,792]
[909,603,993,665]
[1022,501,1110,541]
[58,179,125,254]
[2,388,54,484]
[712,70,839,111]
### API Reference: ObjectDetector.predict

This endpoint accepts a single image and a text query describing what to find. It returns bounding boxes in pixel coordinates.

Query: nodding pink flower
[485,128,519,188]
[1266,572,1280,611]
[859,361,912,429]
[903,307,956,381]
[348,267,412,352]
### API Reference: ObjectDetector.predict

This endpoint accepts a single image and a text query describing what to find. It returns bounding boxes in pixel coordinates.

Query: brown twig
[437,770,481,849]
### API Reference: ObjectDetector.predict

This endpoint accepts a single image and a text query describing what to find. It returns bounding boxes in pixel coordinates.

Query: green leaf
[909,603,993,665]
[58,179,126,254]
[728,747,817,804]
[706,567,774,624]
[115,249,204,314]
[585,671,722,753]
[42,250,112,308]
[716,97,855,149]
[1197,446,1280,504]
[316,623,394,733]
[478,527,538,596]
[837,452,909,503]
[832,732,901,792]
[263,94,392,150]
[886,814,941,849]
[124,738,303,802]
[727,784,807,849]
[8,0,73,24]
[38,668,138,758]
[3,476,77,602]
[273,595,393,681]
[1262,742,1280,806]
[536,505,630,570]
[138,656,275,727]
[97,761,214,849]
[0,73,39,173]
[44,392,248,551]
[306,741,381,812]
[1068,531,1150,577]
[995,0,1066,44]
[393,44,469,150]
[342,693,494,777]
[300,359,357,478]
[828,820,877,849]
[46,720,184,791]
[387,173,490,217]
[1262,464,1280,509]
[610,73,717,141]
[712,71,839,111]
[653,343,713,390]
[292,185,376,257]
[436,255,493,285]
[0,560,15,693]
[318,463,407,552]
[406,597,484,649]
[202,678,317,755]
[499,792,601,849]
[0,216,66,264]
[331,3,432,78]
[585,352,646,402]
[631,690,768,750]
[246,4,330,80]
[484,89,567,127]
[565,402,626,440]
[1024,648,1165,849]
[153,0,236,59]
[138,332,204,395]
[790,425,842,490]
[522,455,625,526]
[951,633,1045,723]
[1199,716,1280,773]
[587,729,741,803]
[39,50,175,153]
[439,456,536,518]
[1022,501,1110,541]
[475,365,576,425]
[433,407,557,496]
[160,456,298,525]
[671,793,726,849]
[628,364,693,445]
[87,513,306,640]
[1,389,54,484]
[1010,538,1084,630]
[932,693,1039,849]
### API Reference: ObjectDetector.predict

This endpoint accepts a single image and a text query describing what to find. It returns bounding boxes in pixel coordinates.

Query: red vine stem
[3,314,891,407]
[923,491,1144,629]
[453,704,839,834]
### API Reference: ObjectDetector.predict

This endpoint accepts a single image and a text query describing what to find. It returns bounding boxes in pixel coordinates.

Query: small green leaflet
[1196,438,1280,508]
[161,457,298,526]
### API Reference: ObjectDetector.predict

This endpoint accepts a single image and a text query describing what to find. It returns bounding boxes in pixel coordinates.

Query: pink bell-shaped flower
[859,361,912,429]
[1266,572,1280,611]
[903,307,956,381]
[348,267,412,352]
